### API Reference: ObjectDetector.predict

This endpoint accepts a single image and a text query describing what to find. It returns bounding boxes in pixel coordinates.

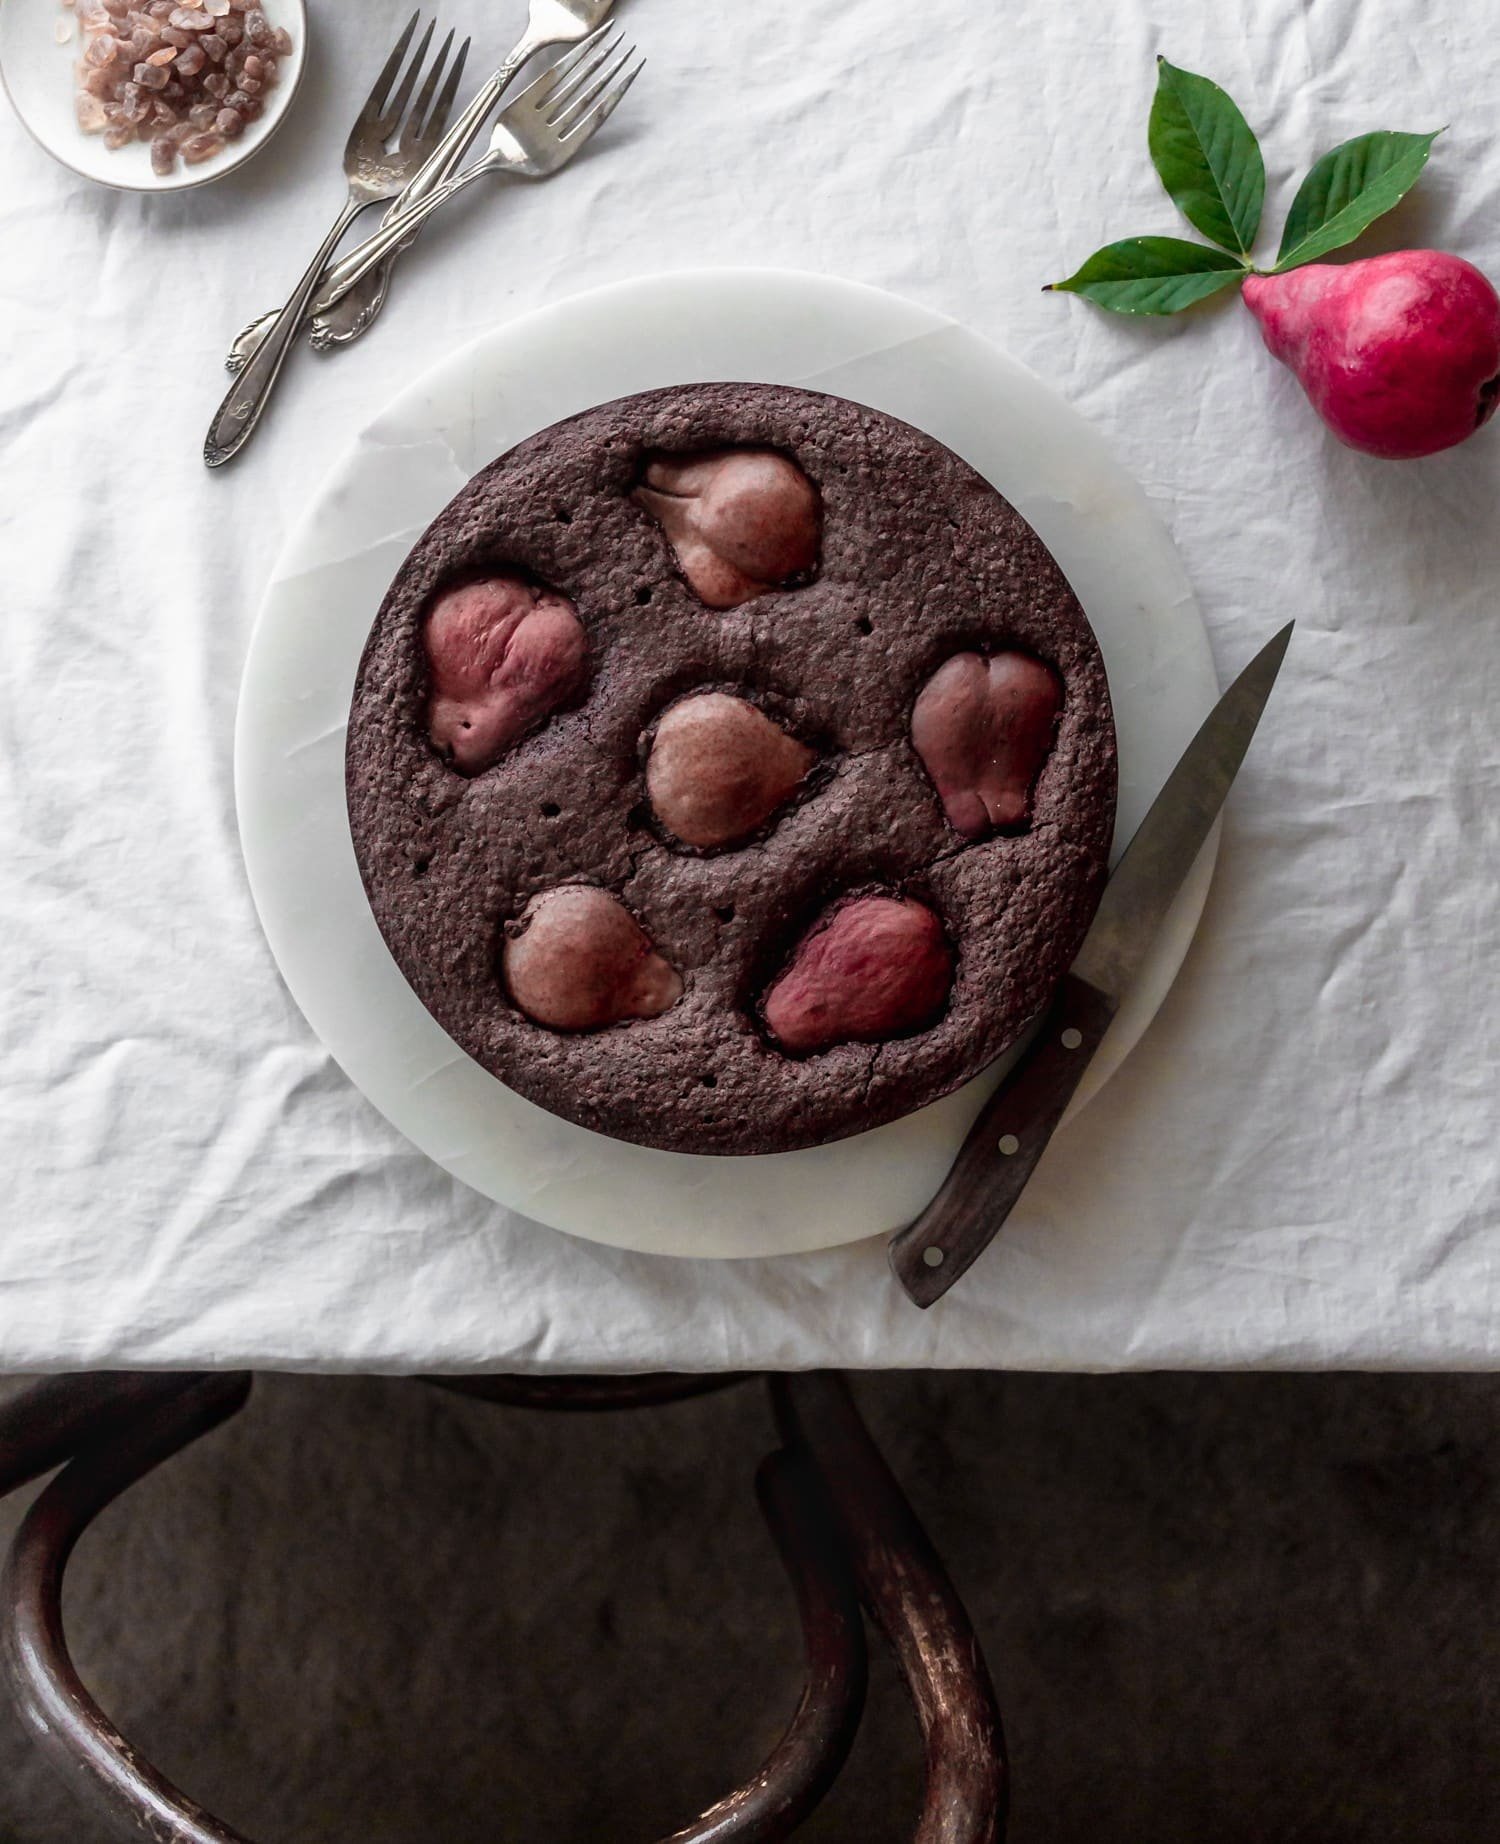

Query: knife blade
[888,621,1294,1308]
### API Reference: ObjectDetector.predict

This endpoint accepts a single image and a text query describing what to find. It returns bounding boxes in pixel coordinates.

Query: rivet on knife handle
[887,975,1117,1308]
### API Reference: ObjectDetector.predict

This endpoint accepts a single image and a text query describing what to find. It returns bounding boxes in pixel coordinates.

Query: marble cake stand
[235,269,1219,1258]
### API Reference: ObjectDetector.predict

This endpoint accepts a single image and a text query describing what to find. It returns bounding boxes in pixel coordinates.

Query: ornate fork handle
[204,198,371,469]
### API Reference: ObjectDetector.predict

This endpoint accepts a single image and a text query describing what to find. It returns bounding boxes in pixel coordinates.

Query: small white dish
[0,0,307,193]
[236,269,1222,1262]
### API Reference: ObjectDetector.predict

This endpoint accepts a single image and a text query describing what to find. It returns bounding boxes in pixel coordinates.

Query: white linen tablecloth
[2,0,1496,1373]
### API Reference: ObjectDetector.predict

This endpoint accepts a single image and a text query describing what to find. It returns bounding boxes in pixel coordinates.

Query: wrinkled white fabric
[1,0,1496,1372]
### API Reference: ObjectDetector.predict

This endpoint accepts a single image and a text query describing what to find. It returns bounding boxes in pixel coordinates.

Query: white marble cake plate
[235,269,1218,1259]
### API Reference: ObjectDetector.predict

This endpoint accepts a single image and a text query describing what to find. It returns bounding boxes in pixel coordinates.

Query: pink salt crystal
[244,10,270,45]
[160,24,190,45]
[82,65,115,96]
[237,73,261,93]
[201,32,226,58]
[146,45,175,63]
[151,133,176,173]
[175,42,205,73]
[169,7,207,27]
[215,105,243,136]
[241,51,262,77]
[84,31,118,64]
[103,0,129,14]
[149,2,173,17]
[203,70,228,95]
[270,25,290,54]
[204,0,230,13]
[134,59,169,87]
[180,129,224,162]
[76,92,108,131]
[103,121,133,147]
[220,18,241,44]
[187,100,217,127]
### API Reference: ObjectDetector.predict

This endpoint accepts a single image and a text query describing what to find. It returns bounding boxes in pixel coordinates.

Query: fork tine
[400,27,453,152]
[424,34,470,142]
[360,10,421,127]
[505,24,613,116]
[559,56,643,144]
[538,33,623,121]
[377,16,435,138]
[553,49,639,138]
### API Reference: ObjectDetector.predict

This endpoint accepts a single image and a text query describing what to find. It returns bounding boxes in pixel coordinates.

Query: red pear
[633,448,820,609]
[503,888,682,1033]
[1242,252,1500,459]
[647,693,816,849]
[911,651,1061,839]
[763,896,953,1054]
[425,576,587,774]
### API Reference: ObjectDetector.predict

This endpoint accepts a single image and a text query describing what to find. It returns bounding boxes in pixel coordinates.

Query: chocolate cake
[346,382,1116,1156]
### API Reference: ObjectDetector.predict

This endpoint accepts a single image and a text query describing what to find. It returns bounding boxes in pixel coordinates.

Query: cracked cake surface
[346,382,1117,1156]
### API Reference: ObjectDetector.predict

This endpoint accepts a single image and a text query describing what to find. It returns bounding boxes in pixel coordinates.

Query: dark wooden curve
[0,1371,1000,1844]
[775,1371,1008,1844]
[1,1372,255,1844]
[423,1372,752,1412]
[0,1372,210,1501]
[658,1447,866,1842]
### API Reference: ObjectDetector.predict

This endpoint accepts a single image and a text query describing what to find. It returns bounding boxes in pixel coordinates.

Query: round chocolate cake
[346,382,1116,1156]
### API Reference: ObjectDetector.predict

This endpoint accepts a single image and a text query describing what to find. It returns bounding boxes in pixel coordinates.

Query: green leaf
[1046,238,1246,315]
[1149,57,1266,257]
[1274,129,1442,270]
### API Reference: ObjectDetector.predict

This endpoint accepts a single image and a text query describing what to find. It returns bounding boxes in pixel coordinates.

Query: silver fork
[226,7,622,375]
[308,36,642,324]
[204,13,468,470]
[312,0,620,352]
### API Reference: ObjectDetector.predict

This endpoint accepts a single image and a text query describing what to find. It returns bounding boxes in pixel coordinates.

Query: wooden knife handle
[888,974,1116,1308]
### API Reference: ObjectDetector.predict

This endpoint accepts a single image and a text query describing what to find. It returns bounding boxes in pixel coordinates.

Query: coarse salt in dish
[64,0,293,177]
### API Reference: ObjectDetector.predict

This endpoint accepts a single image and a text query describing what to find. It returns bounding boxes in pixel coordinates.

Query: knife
[888,621,1294,1309]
